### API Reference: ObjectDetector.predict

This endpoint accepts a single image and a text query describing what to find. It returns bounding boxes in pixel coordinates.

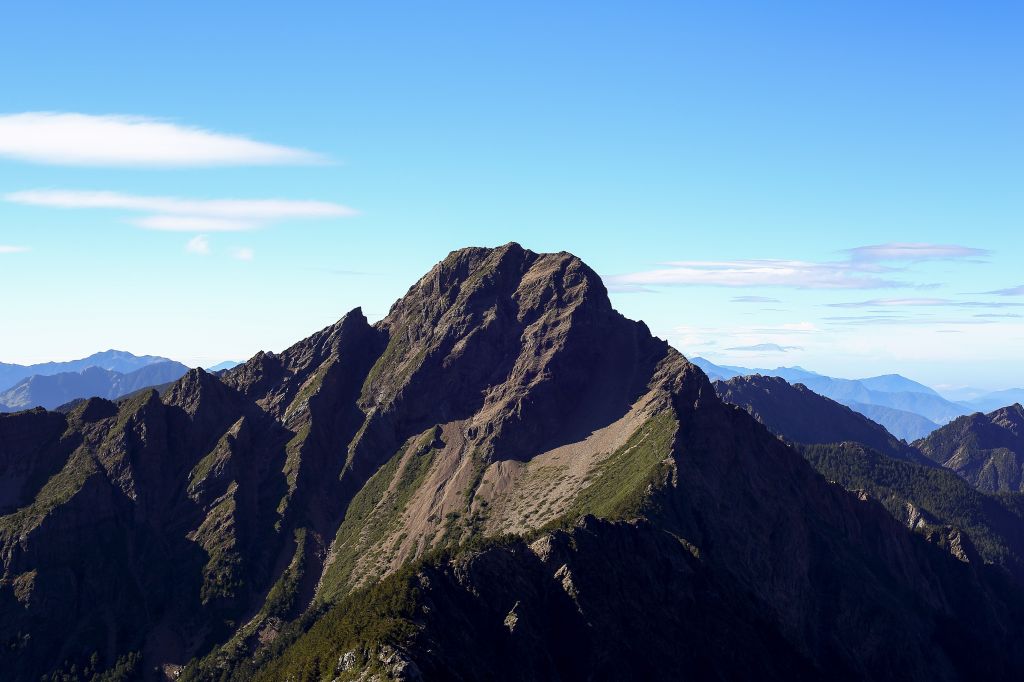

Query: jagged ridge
[1,244,1024,682]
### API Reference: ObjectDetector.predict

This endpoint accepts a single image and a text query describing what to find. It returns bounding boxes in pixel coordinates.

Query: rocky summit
[3,244,1024,681]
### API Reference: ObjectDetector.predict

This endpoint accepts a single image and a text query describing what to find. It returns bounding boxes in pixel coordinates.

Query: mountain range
[3,244,1024,681]
[693,358,1024,442]
[0,361,190,412]
[961,389,1024,414]
[712,374,933,465]
[692,357,964,439]
[0,350,174,392]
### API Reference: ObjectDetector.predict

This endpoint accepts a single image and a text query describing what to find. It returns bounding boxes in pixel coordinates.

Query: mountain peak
[162,367,237,416]
[358,244,648,461]
[392,243,609,325]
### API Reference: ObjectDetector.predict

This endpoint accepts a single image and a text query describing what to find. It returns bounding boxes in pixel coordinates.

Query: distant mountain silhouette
[963,389,1024,414]
[206,360,243,372]
[0,361,190,411]
[0,350,173,393]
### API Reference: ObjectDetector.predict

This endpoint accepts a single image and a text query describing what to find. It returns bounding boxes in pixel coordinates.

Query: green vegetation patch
[284,359,334,422]
[188,420,243,495]
[277,424,312,519]
[318,426,440,601]
[252,562,422,682]
[191,484,244,604]
[0,445,97,541]
[262,527,308,619]
[561,410,678,522]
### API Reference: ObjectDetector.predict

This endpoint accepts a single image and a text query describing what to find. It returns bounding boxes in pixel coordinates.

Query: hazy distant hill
[692,357,965,435]
[964,389,1024,414]
[0,361,190,411]
[857,374,942,396]
[206,360,243,372]
[844,401,939,441]
[0,350,173,393]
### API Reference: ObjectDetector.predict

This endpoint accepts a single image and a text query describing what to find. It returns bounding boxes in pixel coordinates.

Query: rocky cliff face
[3,244,1024,681]
[916,403,1024,492]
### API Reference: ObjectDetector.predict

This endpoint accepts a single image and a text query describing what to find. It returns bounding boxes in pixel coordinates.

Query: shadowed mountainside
[716,374,1024,580]
[713,374,931,465]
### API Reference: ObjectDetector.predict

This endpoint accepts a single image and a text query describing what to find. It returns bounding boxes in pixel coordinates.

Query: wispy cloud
[607,283,658,294]
[0,112,325,167]
[610,242,987,291]
[823,315,999,326]
[608,259,906,290]
[983,285,1024,296]
[725,343,802,352]
[827,298,1024,309]
[0,245,29,254]
[231,247,255,261]
[845,242,990,262]
[186,235,211,255]
[5,189,356,232]
[731,295,781,303]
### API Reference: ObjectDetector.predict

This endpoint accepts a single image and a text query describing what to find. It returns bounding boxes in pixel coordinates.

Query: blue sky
[0,1,1021,390]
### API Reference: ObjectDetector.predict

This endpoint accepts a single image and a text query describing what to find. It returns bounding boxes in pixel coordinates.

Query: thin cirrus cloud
[825,316,998,326]
[608,259,906,289]
[827,298,1024,309]
[731,295,781,303]
[4,189,356,232]
[725,343,802,352]
[0,245,29,254]
[0,112,325,167]
[608,242,988,291]
[844,242,991,262]
[983,285,1024,296]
